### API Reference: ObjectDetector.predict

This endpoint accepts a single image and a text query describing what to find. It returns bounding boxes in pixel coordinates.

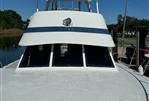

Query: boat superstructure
[0,0,149,101]
[17,0,115,69]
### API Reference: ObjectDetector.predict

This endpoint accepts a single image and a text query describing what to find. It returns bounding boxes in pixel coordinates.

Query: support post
[96,0,99,13]
[45,0,49,10]
[121,0,128,47]
[136,31,140,67]
[49,44,54,67]
[36,0,39,12]
[82,45,86,67]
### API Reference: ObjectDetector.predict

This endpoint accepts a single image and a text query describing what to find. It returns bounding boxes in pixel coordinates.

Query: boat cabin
[18,0,116,69]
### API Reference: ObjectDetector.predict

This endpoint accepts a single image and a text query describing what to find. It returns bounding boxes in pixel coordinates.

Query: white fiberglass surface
[19,32,115,47]
[1,64,147,101]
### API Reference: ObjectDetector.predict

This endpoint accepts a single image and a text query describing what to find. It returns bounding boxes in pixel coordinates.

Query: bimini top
[19,11,115,47]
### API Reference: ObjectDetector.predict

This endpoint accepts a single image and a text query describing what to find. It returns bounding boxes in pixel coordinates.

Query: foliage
[0,28,24,37]
[0,36,21,50]
[145,37,149,42]
[0,10,25,30]
[108,14,149,33]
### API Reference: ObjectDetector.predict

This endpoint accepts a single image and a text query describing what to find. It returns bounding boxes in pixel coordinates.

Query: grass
[118,37,136,47]
[0,28,24,37]
[118,37,149,46]
[145,37,149,42]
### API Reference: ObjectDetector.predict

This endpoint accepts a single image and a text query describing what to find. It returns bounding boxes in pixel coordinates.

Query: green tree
[108,15,149,33]
[0,10,24,30]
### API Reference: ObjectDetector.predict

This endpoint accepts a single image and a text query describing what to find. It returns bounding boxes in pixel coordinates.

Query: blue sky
[0,0,149,24]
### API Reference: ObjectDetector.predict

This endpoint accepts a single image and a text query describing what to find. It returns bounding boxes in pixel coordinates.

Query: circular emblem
[63,18,72,26]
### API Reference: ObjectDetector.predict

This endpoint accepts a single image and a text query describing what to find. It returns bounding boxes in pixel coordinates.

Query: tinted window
[52,44,83,66]
[19,44,114,68]
[19,45,51,67]
[85,46,114,67]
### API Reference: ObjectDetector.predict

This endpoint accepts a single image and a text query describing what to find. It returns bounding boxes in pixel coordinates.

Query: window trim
[49,44,54,67]
[82,45,86,67]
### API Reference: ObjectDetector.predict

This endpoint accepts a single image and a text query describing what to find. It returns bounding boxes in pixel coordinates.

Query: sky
[0,0,149,24]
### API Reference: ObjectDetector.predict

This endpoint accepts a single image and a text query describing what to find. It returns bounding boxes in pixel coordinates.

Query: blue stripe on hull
[26,27,110,34]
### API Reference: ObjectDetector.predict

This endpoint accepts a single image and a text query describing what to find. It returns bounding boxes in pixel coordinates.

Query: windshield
[19,44,114,68]
[45,0,97,12]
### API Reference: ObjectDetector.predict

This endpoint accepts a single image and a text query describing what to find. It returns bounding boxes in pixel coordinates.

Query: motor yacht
[0,0,149,101]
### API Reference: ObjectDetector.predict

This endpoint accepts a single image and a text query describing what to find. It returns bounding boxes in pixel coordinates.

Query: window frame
[17,44,117,71]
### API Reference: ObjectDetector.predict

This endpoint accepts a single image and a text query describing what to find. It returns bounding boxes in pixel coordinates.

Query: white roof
[19,11,115,47]
[19,31,115,47]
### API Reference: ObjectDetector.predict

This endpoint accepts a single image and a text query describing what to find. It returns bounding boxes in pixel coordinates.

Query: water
[0,36,24,67]
[0,47,24,67]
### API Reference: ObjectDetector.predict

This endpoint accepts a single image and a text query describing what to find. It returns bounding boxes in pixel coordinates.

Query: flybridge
[44,0,99,13]
[19,0,115,47]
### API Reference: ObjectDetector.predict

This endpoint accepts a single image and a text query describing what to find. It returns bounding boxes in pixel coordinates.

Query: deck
[0,61,149,101]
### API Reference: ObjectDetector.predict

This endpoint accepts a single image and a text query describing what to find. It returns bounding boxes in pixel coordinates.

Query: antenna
[36,0,39,12]
[45,0,49,10]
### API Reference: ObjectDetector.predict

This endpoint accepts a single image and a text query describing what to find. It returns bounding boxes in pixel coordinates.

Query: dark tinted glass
[52,44,83,66]
[19,44,51,67]
[85,46,114,67]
